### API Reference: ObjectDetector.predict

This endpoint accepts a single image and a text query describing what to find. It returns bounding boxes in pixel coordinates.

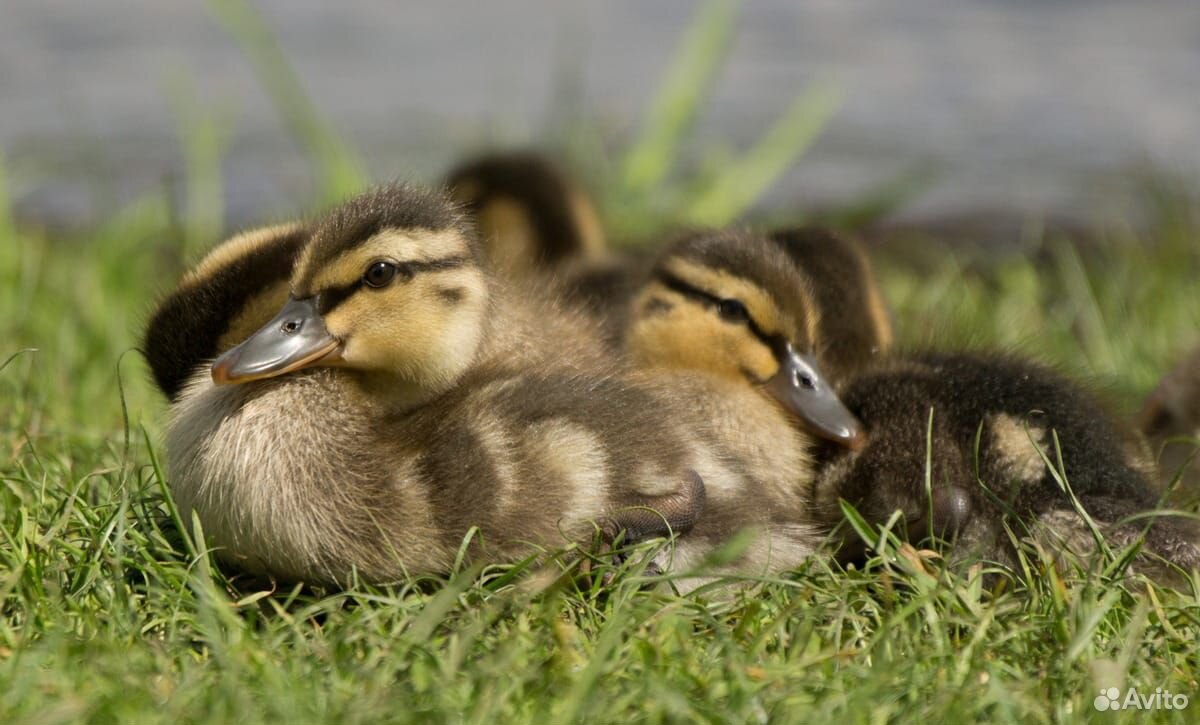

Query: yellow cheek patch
[663,258,784,337]
[627,285,778,383]
[184,223,303,287]
[323,269,486,383]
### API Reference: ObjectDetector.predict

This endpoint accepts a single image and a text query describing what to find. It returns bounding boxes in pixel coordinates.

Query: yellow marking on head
[298,229,472,292]
[626,281,778,384]
[216,279,291,353]
[664,257,786,336]
[183,222,303,287]
[285,226,488,395]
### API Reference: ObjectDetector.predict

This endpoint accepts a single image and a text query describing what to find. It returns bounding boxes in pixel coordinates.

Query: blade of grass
[620,0,741,195]
[684,83,840,227]
[166,70,229,258]
[209,0,367,203]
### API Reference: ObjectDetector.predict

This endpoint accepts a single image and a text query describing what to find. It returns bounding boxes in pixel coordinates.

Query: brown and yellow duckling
[446,153,897,379]
[607,229,871,581]
[149,184,719,585]
[446,152,896,377]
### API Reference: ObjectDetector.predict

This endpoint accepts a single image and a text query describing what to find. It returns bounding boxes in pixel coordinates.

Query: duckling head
[626,229,865,449]
[211,184,489,402]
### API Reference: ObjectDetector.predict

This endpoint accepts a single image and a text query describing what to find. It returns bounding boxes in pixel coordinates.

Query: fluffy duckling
[444,151,607,282]
[605,228,871,584]
[1138,343,1200,504]
[155,184,726,585]
[812,353,1200,579]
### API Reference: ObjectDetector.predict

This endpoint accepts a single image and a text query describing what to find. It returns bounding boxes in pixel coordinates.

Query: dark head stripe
[654,270,788,357]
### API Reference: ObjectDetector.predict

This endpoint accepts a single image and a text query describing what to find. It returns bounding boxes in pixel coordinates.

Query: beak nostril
[282,319,302,334]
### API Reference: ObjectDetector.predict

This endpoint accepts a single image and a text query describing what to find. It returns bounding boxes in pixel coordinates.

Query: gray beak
[212,296,342,385]
[763,344,865,449]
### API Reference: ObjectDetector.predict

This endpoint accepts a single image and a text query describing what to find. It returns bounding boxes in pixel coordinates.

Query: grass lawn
[2,165,1199,724]
[3,2,1200,721]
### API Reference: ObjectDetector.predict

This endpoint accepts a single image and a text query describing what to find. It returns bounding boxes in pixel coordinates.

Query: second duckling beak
[212,296,342,385]
[764,345,865,450]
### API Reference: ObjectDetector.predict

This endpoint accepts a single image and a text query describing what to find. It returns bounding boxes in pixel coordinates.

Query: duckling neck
[337,370,450,415]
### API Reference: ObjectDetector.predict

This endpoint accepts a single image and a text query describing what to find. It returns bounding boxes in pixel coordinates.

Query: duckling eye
[717,299,749,323]
[363,261,398,288]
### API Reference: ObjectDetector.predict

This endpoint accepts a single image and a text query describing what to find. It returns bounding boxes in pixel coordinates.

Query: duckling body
[152,185,717,584]
[814,353,1200,577]
[610,230,871,580]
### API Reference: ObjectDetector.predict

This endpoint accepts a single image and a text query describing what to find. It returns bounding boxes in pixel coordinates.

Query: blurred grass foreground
[2,1,1200,722]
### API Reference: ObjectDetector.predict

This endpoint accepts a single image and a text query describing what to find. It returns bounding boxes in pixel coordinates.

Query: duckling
[811,353,1200,579]
[768,227,894,378]
[155,184,719,584]
[600,228,873,584]
[156,183,866,587]
[144,223,307,401]
[1138,343,1200,505]
[620,230,1196,580]
[444,151,607,282]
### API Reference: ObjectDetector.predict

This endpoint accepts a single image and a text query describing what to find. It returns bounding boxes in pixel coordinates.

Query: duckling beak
[212,296,342,385]
[764,345,865,450]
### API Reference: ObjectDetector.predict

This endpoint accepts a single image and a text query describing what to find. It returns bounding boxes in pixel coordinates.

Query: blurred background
[4,0,1199,233]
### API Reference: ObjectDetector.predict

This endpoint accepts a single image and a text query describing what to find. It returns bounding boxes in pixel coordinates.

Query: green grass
[4,1,1200,722]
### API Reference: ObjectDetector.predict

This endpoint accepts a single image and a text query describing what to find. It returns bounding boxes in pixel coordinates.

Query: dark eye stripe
[402,256,469,274]
[654,270,787,355]
[315,255,471,314]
